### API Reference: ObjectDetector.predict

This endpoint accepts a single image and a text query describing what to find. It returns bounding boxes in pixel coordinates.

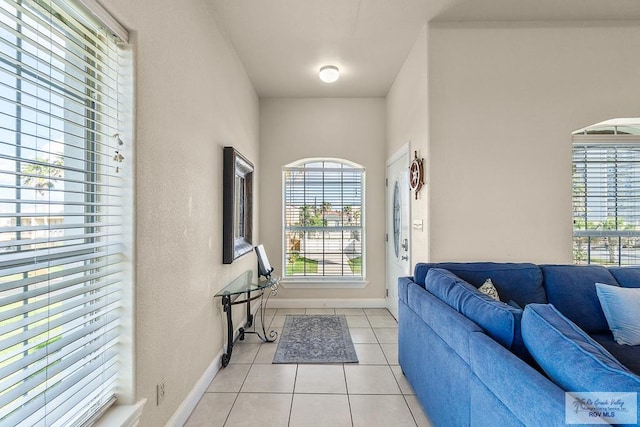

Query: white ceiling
[210,0,640,98]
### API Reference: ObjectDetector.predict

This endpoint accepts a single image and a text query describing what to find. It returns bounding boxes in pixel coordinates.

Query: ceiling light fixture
[319,65,339,83]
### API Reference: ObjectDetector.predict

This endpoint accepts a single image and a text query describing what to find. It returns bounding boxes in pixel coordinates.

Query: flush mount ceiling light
[319,65,339,83]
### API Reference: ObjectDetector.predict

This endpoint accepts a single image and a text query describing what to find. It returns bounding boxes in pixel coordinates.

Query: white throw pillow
[479,278,500,302]
[595,283,640,346]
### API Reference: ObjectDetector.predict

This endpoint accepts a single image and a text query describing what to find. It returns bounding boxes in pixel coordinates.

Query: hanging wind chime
[113,133,125,172]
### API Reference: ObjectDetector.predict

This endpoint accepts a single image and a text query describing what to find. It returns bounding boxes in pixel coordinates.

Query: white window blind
[0,0,128,425]
[283,159,364,279]
[572,137,640,266]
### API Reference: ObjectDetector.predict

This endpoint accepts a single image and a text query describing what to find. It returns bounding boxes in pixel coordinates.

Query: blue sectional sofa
[398,263,640,426]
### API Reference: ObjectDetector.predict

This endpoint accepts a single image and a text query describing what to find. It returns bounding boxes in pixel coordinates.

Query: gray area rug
[273,315,359,364]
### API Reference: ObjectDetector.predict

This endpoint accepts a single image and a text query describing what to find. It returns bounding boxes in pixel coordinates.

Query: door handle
[401,239,408,251]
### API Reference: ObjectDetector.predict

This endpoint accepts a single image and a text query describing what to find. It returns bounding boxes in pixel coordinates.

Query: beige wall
[259,98,386,301]
[386,25,430,263]
[101,1,259,425]
[428,23,640,263]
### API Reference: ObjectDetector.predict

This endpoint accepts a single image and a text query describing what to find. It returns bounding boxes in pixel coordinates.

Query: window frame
[572,133,640,266]
[0,0,135,424]
[281,158,366,285]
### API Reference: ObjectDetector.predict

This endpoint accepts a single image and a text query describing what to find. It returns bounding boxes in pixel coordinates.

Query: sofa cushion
[591,333,640,376]
[469,332,567,427]
[522,304,640,393]
[609,266,640,288]
[595,283,640,346]
[414,262,545,307]
[540,265,618,334]
[425,268,528,359]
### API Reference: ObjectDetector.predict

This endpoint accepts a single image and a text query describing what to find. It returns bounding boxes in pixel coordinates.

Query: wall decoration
[223,146,254,264]
[113,133,125,173]
[409,150,424,199]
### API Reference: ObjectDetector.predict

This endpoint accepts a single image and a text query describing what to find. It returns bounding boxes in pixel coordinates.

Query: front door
[385,145,411,319]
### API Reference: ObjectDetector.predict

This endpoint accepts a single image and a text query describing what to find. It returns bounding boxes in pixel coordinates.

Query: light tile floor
[185,308,433,427]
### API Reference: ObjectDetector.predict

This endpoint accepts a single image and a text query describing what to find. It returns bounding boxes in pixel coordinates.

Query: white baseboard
[267,298,387,309]
[166,306,262,427]
[165,349,223,427]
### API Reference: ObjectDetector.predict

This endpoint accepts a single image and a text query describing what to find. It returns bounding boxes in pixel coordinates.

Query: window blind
[0,0,127,425]
[572,139,640,266]
[283,160,364,278]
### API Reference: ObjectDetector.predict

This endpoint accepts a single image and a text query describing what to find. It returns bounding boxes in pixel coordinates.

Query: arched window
[283,159,365,279]
[572,118,640,265]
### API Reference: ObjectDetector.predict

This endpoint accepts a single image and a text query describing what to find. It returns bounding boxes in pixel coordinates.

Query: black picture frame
[223,146,253,264]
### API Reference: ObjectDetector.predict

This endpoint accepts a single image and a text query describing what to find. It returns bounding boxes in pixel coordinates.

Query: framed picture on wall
[223,146,253,264]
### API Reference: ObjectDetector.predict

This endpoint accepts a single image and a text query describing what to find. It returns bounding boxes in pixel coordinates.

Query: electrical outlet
[157,378,166,405]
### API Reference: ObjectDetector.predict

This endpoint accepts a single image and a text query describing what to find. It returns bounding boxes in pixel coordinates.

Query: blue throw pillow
[522,303,640,393]
[425,268,528,360]
[596,283,640,346]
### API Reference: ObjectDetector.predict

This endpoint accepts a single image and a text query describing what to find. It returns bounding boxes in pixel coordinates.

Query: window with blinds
[283,159,365,279]
[572,133,640,266]
[0,0,129,425]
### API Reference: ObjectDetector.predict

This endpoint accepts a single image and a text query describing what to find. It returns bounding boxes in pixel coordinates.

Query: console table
[214,270,279,367]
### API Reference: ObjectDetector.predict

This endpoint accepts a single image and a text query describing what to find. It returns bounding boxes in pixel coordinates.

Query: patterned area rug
[273,315,359,364]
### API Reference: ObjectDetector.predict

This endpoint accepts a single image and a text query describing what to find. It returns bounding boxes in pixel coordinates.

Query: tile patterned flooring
[185,308,433,427]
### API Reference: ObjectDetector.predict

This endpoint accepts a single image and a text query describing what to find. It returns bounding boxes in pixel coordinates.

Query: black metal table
[214,271,279,367]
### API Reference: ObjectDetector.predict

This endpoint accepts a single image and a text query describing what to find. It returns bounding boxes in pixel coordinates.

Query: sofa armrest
[407,283,482,361]
[398,276,413,304]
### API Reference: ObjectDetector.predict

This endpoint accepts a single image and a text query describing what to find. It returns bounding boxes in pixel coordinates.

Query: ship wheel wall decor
[409,151,424,199]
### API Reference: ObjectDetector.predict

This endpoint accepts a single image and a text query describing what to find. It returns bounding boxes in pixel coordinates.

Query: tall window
[572,119,640,266]
[283,159,365,279]
[0,0,130,425]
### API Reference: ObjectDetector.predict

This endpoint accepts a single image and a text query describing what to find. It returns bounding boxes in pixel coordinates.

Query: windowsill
[93,399,146,427]
[279,279,369,289]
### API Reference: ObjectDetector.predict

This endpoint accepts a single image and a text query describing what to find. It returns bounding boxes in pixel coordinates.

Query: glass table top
[214,270,279,297]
